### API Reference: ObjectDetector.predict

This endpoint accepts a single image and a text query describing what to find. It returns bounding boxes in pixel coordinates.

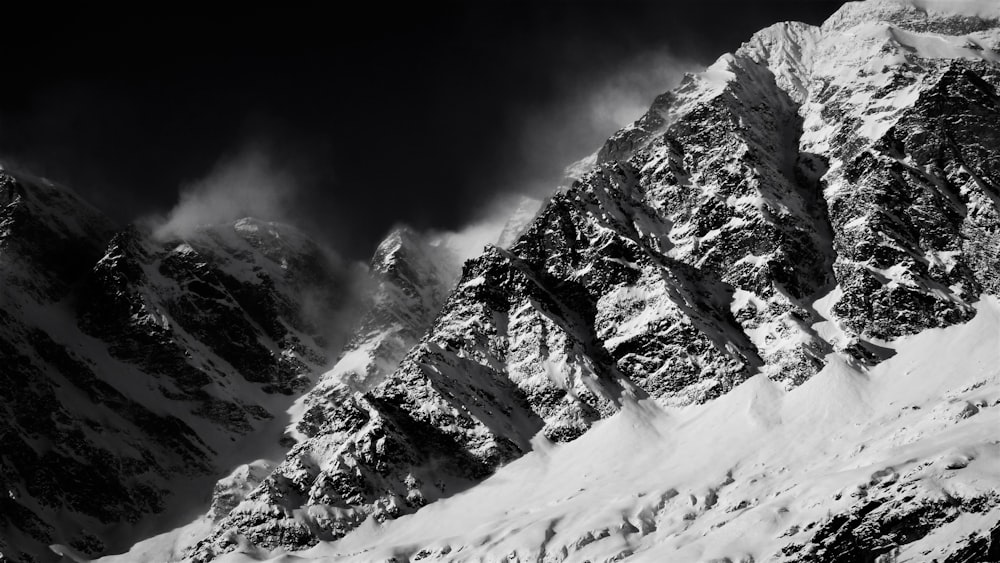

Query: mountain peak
[824,0,1000,34]
[371,224,428,273]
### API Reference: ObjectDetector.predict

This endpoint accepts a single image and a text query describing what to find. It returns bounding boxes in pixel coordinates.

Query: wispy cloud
[413,49,694,263]
[510,49,698,199]
[580,49,699,140]
[151,146,298,240]
[423,193,541,264]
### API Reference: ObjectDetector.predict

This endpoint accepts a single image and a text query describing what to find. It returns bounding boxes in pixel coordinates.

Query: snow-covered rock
[291,225,462,440]
[238,295,1000,563]
[0,173,354,562]
[5,1,1000,562]
[186,225,465,557]
[0,170,114,303]
[190,1,1000,560]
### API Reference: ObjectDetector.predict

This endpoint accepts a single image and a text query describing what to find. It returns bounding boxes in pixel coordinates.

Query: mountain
[185,1,1000,561]
[82,223,468,563]
[256,295,1000,562]
[3,0,1000,561]
[0,172,354,562]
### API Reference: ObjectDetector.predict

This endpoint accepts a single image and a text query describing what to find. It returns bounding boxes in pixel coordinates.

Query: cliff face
[77,218,345,430]
[189,1,1000,561]
[0,172,351,562]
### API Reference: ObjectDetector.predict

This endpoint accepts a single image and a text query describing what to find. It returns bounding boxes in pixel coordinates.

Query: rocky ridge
[0,173,351,562]
[290,226,463,444]
[189,1,1000,560]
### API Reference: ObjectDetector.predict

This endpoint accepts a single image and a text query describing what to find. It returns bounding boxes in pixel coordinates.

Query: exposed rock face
[189,226,466,554]
[0,170,114,302]
[190,1,1000,560]
[778,489,1000,563]
[0,173,350,562]
[77,218,344,431]
[293,226,461,438]
[828,63,1000,339]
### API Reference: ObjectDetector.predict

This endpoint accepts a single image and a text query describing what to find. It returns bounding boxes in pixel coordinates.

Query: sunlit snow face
[905,0,1000,17]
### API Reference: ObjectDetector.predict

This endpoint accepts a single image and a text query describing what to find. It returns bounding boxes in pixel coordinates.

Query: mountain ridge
[186,1,1000,560]
[0,171,359,562]
[2,1,999,561]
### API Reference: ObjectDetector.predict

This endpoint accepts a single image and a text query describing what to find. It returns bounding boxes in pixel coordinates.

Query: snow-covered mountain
[225,295,1000,562]
[0,171,357,562]
[184,1,1000,561]
[3,0,1000,562]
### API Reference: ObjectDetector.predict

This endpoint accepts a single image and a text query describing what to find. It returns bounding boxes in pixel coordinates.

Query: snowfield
[203,296,999,562]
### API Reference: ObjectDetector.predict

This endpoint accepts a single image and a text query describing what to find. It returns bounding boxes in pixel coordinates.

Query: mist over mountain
[2,1,999,562]
[0,1,844,262]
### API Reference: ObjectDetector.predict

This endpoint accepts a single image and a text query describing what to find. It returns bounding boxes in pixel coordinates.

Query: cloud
[405,49,694,268]
[509,49,698,201]
[434,218,509,264]
[402,197,518,272]
[375,193,541,292]
[143,142,379,356]
[299,258,372,356]
[431,193,542,262]
[581,50,699,140]
[151,146,298,240]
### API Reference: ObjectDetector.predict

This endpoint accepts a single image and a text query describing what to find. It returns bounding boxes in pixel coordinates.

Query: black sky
[0,1,845,260]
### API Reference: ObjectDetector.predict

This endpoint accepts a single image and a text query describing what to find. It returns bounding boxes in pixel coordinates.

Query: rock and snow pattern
[217,295,1000,563]
[2,0,1000,562]
[0,172,353,562]
[185,1,1000,561]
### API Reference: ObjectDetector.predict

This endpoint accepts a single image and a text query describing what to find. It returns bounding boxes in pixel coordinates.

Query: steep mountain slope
[191,1,1000,560]
[0,172,352,562]
[225,296,1000,563]
[78,217,347,436]
[287,226,462,450]
[1,171,120,562]
[0,170,114,302]
[93,225,468,563]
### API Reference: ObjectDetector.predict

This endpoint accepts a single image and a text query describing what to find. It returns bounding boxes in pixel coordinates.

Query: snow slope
[218,296,1000,562]
[0,167,356,563]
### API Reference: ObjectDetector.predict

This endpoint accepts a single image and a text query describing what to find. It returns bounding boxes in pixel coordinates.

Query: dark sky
[0,1,844,260]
